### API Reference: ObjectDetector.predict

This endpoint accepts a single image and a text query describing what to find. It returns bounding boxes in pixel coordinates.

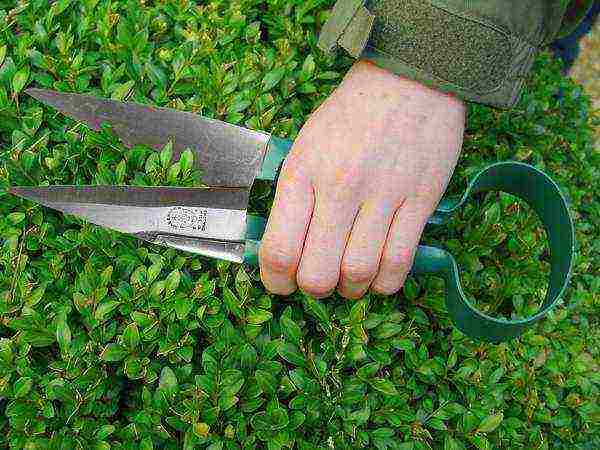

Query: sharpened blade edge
[137,233,245,263]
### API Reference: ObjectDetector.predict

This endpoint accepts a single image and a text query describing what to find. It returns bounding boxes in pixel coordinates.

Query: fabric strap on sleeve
[318,0,375,57]
[318,0,548,108]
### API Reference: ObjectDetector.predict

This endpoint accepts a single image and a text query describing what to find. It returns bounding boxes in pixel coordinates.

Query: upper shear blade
[26,89,271,187]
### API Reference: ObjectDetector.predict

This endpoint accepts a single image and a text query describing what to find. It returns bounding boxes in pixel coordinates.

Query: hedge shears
[8,89,574,343]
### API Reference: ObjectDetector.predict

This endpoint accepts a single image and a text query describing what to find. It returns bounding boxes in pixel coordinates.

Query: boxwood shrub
[0,1,597,449]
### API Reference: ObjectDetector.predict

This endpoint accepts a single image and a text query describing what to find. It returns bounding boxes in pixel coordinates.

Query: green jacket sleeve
[318,0,594,108]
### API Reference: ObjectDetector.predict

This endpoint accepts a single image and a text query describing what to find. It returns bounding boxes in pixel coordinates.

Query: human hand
[259,60,466,299]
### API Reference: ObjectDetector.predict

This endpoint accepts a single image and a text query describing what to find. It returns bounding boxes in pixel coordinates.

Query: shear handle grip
[409,162,574,343]
[258,136,294,183]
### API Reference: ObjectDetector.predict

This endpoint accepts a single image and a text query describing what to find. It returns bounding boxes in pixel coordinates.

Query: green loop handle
[411,162,574,342]
[252,140,575,343]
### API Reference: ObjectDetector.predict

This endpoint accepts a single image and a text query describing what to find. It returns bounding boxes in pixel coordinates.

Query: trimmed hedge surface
[0,1,598,449]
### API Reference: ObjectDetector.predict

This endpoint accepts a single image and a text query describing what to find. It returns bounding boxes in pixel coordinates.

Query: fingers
[337,200,398,299]
[371,200,430,295]
[259,160,314,295]
[296,194,359,298]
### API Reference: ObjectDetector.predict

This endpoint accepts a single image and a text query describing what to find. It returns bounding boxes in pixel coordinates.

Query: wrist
[346,59,466,112]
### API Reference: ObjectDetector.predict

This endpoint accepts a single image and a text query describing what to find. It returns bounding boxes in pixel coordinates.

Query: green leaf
[167,163,180,181]
[251,408,289,431]
[147,261,163,283]
[357,362,380,379]
[164,269,181,296]
[280,313,302,345]
[262,68,286,91]
[372,427,394,439]
[255,369,277,396]
[150,281,165,300]
[56,318,71,353]
[246,307,272,325]
[100,266,113,286]
[277,341,306,366]
[370,378,398,396]
[26,285,46,307]
[173,296,193,320]
[110,80,135,100]
[145,153,160,173]
[101,344,128,362]
[0,45,6,67]
[139,437,154,450]
[0,339,13,364]
[301,54,315,78]
[223,287,242,319]
[160,141,174,169]
[12,66,30,94]
[317,71,340,80]
[95,301,121,321]
[373,322,403,339]
[477,412,503,433]
[115,159,126,183]
[207,442,223,450]
[489,367,504,384]
[13,377,33,398]
[218,392,239,411]
[305,297,329,323]
[228,99,252,113]
[348,405,370,424]
[297,83,316,94]
[7,212,25,225]
[239,343,257,369]
[428,418,447,431]
[391,338,415,352]
[158,367,178,396]
[193,422,210,438]
[124,356,144,379]
[96,424,116,440]
[145,62,167,88]
[122,323,140,350]
[202,352,218,375]
[403,277,419,301]
[444,436,466,450]
[221,373,244,396]
[180,148,194,173]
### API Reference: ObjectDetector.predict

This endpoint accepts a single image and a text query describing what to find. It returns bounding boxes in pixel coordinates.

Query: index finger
[259,157,314,295]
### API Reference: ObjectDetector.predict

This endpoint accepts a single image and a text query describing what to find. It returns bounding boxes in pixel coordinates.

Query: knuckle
[340,258,378,284]
[259,244,297,274]
[264,283,297,297]
[297,272,337,298]
[380,247,414,273]
[338,286,367,300]
[371,281,400,296]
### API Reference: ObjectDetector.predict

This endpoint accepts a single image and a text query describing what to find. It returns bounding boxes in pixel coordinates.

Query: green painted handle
[251,143,574,343]
[410,162,574,342]
[257,136,294,182]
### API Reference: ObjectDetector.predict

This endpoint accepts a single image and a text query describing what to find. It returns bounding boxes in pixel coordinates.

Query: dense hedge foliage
[0,0,598,449]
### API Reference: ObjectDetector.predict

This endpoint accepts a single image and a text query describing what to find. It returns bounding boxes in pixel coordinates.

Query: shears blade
[26,89,271,187]
[9,185,251,262]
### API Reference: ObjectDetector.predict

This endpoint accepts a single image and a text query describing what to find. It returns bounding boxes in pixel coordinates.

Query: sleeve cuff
[318,0,541,108]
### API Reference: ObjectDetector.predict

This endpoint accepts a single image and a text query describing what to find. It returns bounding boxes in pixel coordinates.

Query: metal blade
[9,186,250,261]
[26,89,271,187]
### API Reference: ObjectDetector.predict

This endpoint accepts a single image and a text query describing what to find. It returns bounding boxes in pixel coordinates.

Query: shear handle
[408,162,574,342]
